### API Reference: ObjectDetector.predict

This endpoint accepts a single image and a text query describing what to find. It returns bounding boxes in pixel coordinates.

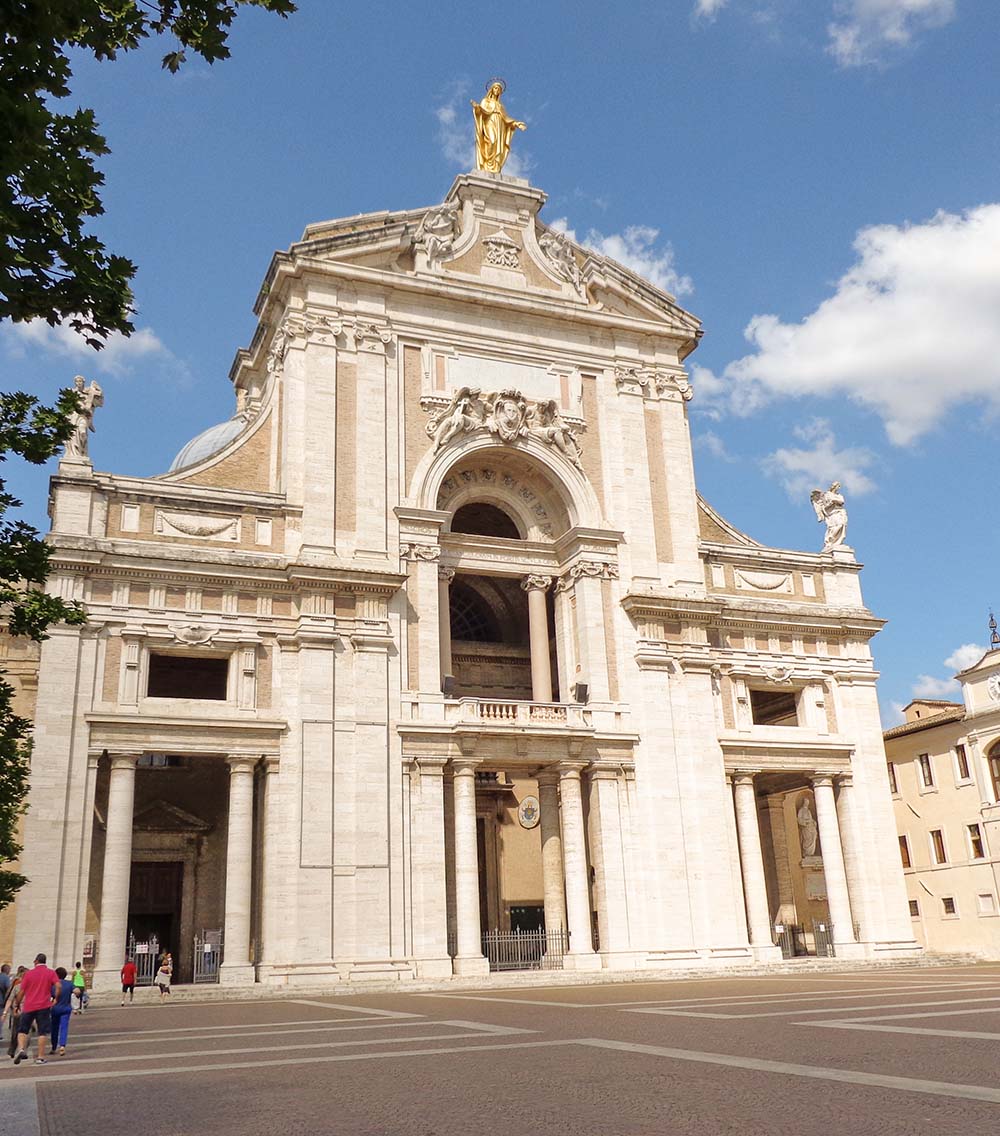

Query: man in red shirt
[13,953,58,1064]
[120,957,138,1006]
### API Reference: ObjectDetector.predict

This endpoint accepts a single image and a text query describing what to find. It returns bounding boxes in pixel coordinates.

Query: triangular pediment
[133,799,212,833]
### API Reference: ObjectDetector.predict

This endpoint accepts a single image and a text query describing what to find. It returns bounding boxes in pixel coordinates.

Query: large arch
[410,433,602,540]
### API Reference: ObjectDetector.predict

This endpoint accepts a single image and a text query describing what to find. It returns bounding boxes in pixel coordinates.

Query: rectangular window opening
[887,762,898,794]
[977,893,997,916]
[898,835,911,868]
[749,688,799,727]
[955,744,970,781]
[918,753,935,789]
[942,896,957,916]
[147,653,228,700]
[908,899,920,918]
[930,829,947,864]
[968,823,986,860]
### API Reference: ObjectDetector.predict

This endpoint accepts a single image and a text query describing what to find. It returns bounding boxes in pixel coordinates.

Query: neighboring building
[885,650,1000,958]
[3,170,918,988]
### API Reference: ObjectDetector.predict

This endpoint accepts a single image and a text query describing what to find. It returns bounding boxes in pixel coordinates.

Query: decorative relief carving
[424,386,583,468]
[614,365,692,401]
[761,664,795,684]
[266,310,393,373]
[154,510,240,542]
[482,228,520,268]
[415,201,461,268]
[521,574,553,593]
[168,622,218,646]
[555,560,619,592]
[734,568,793,593]
[435,464,554,537]
[400,543,441,562]
[537,228,582,291]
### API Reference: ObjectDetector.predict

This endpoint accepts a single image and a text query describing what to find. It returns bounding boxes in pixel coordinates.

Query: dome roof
[168,414,249,473]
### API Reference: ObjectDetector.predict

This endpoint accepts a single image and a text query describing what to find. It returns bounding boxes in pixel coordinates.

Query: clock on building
[986,673,1000,702]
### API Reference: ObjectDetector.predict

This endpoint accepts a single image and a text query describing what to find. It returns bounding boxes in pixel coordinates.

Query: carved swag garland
[425,387,583,469]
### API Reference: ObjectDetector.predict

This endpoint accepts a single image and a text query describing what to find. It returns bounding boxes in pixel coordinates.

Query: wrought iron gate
[127,932,159,985]
[812,920,836,957]
[194,929,223,983]
[482,928,569,971]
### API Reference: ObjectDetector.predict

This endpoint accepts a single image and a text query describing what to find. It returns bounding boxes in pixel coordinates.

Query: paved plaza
[1,963,1000,1134]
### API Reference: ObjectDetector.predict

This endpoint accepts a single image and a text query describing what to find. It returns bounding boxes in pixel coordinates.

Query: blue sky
[3,0,999,722]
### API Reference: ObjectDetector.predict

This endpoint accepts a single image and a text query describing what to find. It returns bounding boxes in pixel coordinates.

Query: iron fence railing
[482,927,569,971]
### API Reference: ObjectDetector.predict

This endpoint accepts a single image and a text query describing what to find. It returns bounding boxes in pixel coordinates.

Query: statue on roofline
[810,481,848,552]
[63,374,103,461]
[471,79,526,174]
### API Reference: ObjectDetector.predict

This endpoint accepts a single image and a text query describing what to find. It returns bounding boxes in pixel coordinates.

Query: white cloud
[2,318,168,377]
[693,0,729,19]
[910,640,985,697]
[435,86,532,180]
[944,643,985,672]
[911,673,959,698]
[761,418,877,499]
[828,0,957,67]
[693,430,737,461]
[551,218,693,297]
[703,204,1000,445]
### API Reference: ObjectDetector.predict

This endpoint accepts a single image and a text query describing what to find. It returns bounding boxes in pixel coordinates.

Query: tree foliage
[1,0,296,346]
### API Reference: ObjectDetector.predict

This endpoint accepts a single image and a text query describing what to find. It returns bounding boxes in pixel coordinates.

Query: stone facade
[4,171,918,985]
[884,653,1000,958]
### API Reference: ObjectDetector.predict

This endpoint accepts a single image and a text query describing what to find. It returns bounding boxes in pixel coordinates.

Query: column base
[750,943,783,963]
[219,962,256,986]
[563,950,602,972]
[452,954,490,977]
[90,967,125,993]
[831,941,866,961]
[415,957,455,979]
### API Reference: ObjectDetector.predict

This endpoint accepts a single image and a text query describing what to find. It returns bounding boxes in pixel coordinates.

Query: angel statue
[63,374,104,461]
[426,387,486,450]
[810,481,848,552]
[415,200,461,267]
[470,79,526,174]
[528,400,584,469]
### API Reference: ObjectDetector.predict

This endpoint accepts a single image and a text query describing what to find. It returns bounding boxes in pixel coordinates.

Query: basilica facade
[7,171,919,987]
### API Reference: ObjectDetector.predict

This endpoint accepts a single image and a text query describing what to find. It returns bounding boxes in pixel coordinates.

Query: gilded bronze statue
[470,79,525,174]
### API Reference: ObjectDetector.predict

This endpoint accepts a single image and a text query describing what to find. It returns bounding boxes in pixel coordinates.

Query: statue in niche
[470,79,526,174]
[810,481,848,552]
[527,400,583,469]
[797,795,819,859]
[538,228,582,290]
[415,200,461,266]
[427,386,486,449]
[63,374,103,460]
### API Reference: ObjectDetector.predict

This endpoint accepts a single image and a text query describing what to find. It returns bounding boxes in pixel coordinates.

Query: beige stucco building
[2,171,919,987]
[884,650,1000,958]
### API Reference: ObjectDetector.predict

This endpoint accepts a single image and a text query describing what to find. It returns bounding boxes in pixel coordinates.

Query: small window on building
[930,829,947,864]
[749,688,799,727]
[887,762,898,794]
[137,753,184,769]
[908,899,920,918]
[918,753,934,789]
[898,835,911,868]
[955,744,970,781]
[968,823,986,860]
[977,893,997,916]
[147,653,228,700]
[942,896,957,916]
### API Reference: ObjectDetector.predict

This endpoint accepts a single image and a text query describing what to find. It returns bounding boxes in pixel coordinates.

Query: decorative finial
[989,610,999,649]
[470,80,526,174]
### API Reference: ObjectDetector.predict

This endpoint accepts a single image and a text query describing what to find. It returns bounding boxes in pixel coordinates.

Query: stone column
[522,575,553,702]
[257,757,281,975]
[732,772,780,960]
[451,760,488,975]
[835,774,872,946]
[812,774,859,953]
[410,758,452,977]
[220,755,258,985]
[588,763,633,957]
[536,770,566,935]
[558,764,600,969]
[91,753,139,990]
[438,566,455,690]
[765,796,797,924]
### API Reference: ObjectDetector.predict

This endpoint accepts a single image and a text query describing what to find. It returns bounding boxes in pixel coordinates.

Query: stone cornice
[700,541,862,574]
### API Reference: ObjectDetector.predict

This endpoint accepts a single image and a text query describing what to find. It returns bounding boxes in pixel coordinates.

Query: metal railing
[126,932,160,985]
[482,928,569,972]
[194,929,223,983]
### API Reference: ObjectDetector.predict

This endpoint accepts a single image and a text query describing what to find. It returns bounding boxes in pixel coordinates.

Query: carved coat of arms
[486,389,528,443]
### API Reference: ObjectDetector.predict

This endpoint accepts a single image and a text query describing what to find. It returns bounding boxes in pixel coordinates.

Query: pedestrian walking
[2,966,23,1053]
[50,968,74,1056]
[71,962,86,1014]
[0,965,11,1041]
[13,953,59,1065]
[120,957,137,1005]
[154,953,172,1003]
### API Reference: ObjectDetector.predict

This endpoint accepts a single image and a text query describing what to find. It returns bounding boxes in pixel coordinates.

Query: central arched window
[449,580,503,642]
[451,502,521,540]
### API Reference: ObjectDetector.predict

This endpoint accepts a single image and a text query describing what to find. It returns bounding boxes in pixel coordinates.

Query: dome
[168,414,249,473]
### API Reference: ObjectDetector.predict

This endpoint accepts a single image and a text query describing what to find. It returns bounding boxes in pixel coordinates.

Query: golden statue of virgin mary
[470,79,526,174]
